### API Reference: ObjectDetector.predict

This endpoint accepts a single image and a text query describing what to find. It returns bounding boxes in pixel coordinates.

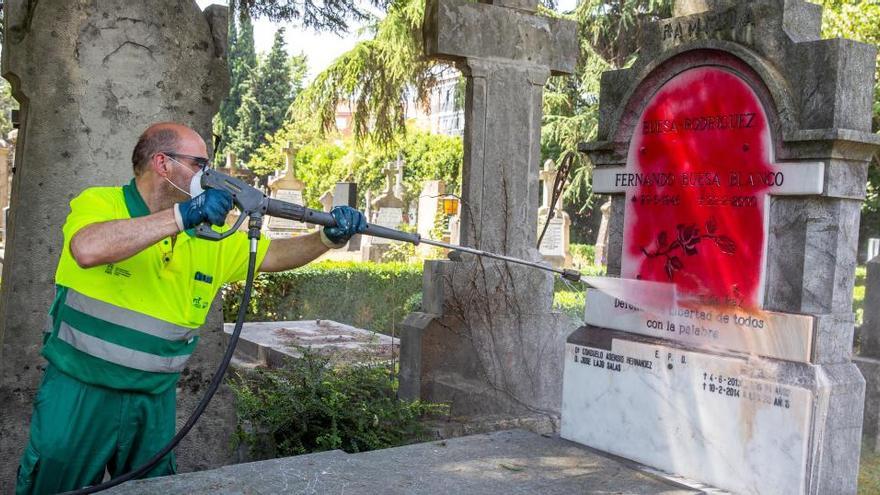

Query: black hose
[62,244,259,494]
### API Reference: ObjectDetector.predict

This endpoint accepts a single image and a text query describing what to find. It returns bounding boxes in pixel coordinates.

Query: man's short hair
[131,126,180,176]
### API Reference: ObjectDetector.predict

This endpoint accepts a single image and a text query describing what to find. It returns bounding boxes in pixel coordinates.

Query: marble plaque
[561,328,814,495]
[371,207,403,245]
[268,188,306,230]
[539,218,565,256]
[583,288,814,362]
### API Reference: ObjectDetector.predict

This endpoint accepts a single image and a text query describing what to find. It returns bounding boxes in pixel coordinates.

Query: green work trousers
[15,364,177,495]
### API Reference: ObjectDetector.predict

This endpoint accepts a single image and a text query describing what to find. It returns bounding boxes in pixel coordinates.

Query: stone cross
[423,0,577,258]
[382,161,399,196]
[282,140,296,177]
[539,159,558,213]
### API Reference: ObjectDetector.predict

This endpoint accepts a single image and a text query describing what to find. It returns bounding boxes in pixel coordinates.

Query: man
[15,122,367,494]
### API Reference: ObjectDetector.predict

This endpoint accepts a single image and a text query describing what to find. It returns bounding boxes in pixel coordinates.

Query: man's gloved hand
[175,189,234,231]
[321,206,367,248]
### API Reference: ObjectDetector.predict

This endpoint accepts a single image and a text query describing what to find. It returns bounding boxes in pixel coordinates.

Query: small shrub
[230,349,448,459]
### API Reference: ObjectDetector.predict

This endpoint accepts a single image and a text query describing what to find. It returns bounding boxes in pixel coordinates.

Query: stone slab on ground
[107,429,708,494]
[224,320,398,368]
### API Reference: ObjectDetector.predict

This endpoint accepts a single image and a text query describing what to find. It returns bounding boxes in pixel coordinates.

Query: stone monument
[537,159,571,268]
[562,2,880,494]
[399,0,578,416]
[266,140,309,238]
[0,1,234,487]
[361,161,405,262]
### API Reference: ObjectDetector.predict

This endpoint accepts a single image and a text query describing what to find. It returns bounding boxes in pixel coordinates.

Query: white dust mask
[165,156,204,198]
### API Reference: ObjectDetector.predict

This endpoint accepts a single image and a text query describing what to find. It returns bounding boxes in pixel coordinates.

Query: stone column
[0,1,231,487]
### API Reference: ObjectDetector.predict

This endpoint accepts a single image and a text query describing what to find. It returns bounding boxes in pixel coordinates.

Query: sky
[196,0,578,82]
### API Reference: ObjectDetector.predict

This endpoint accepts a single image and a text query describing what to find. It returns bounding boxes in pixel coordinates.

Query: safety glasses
[161,151,211,171]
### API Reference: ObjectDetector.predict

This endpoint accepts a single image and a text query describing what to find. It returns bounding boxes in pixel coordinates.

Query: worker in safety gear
[15,122,367,494]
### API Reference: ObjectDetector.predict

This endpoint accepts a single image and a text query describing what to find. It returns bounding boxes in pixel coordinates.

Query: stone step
[106,429,715,494]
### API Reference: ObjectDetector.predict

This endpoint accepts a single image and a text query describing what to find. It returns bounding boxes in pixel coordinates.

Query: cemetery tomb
[563,2,880,494]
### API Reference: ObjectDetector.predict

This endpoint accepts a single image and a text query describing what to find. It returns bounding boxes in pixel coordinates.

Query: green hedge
[223,261,423,335]
[223,259,610,334]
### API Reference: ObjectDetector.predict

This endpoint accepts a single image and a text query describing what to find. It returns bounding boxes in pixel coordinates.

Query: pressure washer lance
[197,168,583,282]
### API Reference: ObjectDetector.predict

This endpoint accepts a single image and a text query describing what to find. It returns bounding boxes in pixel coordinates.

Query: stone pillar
[399,0,578,416]
[0,2,231,487]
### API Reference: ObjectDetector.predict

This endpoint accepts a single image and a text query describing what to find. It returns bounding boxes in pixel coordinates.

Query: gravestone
[266,140,309,239]
[399,0,578,416]
[593,198,611,267]
[0,1,233,487]
[537,159,571,268]
[562,2,880,494]
[416,180,445,256]
[361,162,405,262]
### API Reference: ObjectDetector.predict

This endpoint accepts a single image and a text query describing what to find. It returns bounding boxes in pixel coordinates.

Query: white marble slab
[583,288,814,362]
[561,334,813,495]
[539,218,566,256]
[592,161,824,195]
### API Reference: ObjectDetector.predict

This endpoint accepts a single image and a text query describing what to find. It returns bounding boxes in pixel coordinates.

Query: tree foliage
[214,0,257,157]
[808,0,880,242]
[250,124,462,210]
[291,0,439,146]
[543,0,673,211]
[229,28,308,162]
[241,0,391,32]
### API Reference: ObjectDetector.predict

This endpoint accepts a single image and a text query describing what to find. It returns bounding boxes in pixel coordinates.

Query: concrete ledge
[107,430,706,494]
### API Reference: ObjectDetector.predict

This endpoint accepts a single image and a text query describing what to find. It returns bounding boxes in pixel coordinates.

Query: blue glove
[176,189,233,230]
[323,206,367,245]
